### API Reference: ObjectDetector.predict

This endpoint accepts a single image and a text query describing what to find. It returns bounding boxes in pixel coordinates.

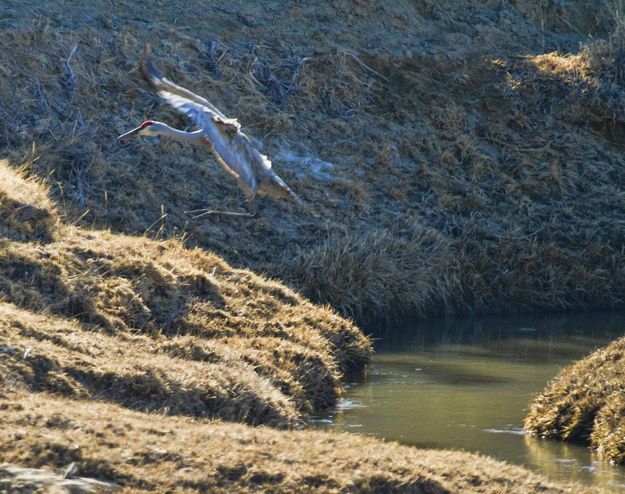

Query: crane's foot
[184,208,258,220]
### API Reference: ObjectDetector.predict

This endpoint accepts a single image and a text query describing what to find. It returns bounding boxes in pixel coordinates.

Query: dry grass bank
[0,159,370,429]
[2,1,625,322]
[525,336,625,466]
[0,390,598,493]
[0,160,592,493]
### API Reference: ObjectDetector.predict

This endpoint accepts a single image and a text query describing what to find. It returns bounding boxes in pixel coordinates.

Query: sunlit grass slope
[525,335,625,465]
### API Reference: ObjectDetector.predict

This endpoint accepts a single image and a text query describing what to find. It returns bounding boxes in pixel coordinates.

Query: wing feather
[152,91,214,132]
[141,45,227,119]
[140,46,277,196]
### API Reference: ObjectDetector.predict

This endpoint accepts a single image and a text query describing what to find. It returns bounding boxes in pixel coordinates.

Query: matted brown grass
[0,390,599,493]
[3,0,625,323]
[0,157,371,428]
[525,336,625,465]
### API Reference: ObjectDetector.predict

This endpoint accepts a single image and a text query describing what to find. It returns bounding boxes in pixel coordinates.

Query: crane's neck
[151,122,204,144]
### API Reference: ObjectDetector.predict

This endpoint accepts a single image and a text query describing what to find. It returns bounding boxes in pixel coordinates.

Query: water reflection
[314,312,625,491]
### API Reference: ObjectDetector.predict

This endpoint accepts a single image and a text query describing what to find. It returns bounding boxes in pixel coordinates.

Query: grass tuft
[0,161,59,242]
[524,336,625,464]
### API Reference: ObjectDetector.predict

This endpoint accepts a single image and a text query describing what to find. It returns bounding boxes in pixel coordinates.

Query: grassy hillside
[0,160,370,427]
[0,147,593,493]
[3,0,625,323]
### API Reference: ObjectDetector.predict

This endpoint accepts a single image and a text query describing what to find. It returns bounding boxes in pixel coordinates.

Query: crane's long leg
[186,208,257,219]
[185,197,258,220]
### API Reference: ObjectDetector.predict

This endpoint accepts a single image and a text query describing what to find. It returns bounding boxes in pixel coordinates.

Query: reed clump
[285,225,459,322]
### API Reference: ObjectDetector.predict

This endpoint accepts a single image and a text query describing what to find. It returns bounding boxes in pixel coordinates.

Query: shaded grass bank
[3,1,625,324]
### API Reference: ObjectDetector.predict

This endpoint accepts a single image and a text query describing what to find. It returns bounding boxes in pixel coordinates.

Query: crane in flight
[118,46,303,218]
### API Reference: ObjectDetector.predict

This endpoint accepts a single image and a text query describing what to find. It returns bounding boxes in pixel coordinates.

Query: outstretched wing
[148,89,237,141]
[141,45,227,119]
[152,92,259,189]
[140,46,264,192]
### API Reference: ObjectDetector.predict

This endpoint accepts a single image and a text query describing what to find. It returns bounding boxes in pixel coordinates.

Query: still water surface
[313,312,625,491]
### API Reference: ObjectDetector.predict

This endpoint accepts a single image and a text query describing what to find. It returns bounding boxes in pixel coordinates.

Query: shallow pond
[313,312,625,491]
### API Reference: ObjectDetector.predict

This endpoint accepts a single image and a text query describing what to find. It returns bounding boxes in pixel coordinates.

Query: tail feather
[269,171,304,208]
[280,179,305,208]
[288,188,305,208]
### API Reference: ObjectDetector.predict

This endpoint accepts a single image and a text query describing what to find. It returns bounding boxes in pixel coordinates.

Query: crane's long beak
[117,126,142,142]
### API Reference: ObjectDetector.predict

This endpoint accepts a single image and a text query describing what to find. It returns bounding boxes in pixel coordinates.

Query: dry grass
[524,336,625,465]
[0,390,598,493]
[0,160,58,242]
[285,224,459,322]
[0,159,371,429]
[2,1,625,323]
[0,303,300,427]
[0,168,587,493]
[508,1,614,34]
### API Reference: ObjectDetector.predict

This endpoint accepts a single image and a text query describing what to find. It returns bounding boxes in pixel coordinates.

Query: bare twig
[71,208,90,226]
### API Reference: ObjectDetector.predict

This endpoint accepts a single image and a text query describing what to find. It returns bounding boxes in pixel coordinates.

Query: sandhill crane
[118,46,303,218]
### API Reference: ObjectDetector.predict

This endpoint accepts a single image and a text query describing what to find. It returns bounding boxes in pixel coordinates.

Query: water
[313,312,625,491]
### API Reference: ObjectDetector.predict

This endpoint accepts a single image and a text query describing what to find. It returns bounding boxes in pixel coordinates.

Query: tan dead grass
[3,1,625,323]
[0,160,58,242]
[0,303,300,427]
[285,224,459,322]
[0,158,371,428]
[524,336,625,465]
[0,390,597,493]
